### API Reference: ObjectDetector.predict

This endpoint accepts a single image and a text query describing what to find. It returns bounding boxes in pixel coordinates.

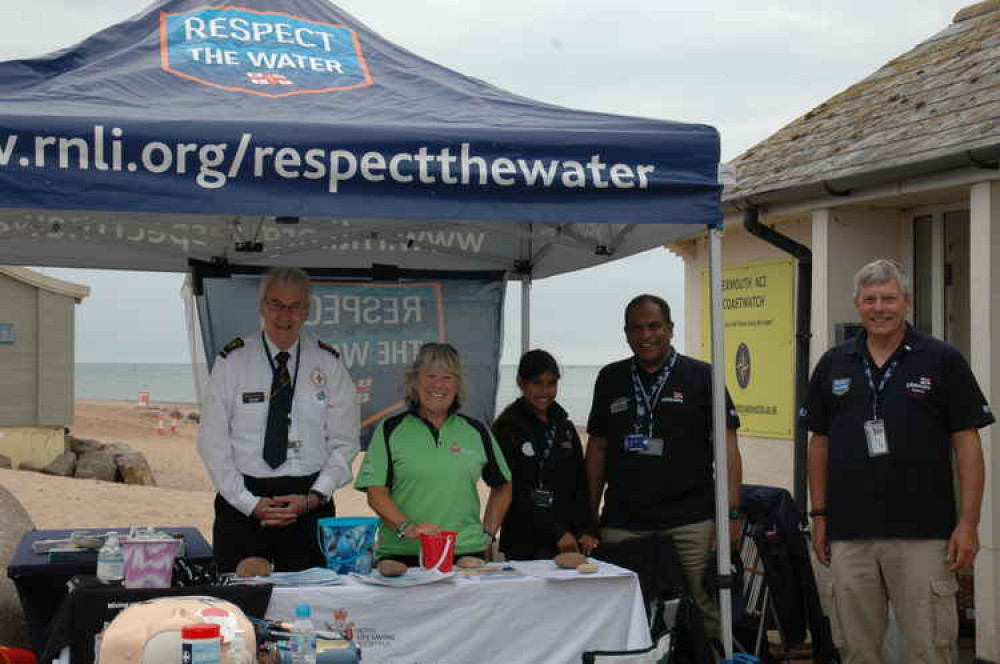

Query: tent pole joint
[714,573,735,590]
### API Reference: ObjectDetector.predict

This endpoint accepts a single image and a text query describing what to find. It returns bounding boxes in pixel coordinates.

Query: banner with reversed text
[198,273,504,446]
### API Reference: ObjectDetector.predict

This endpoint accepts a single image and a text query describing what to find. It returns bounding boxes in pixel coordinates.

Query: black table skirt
[42,579,273,664]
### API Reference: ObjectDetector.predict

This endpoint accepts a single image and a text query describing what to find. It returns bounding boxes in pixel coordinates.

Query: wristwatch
[395,521,412,539]
[308,490,328,510]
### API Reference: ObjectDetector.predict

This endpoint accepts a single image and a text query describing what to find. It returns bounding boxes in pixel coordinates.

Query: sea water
[76,363,604,424]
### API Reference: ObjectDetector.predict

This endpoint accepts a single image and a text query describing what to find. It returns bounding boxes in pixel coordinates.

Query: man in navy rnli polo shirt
[586,293,742,645]
[805,259,992,664]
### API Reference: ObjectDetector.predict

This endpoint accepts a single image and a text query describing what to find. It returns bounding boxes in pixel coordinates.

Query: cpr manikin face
[97,597,254,664]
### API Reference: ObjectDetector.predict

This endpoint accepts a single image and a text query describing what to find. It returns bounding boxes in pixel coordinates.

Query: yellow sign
[701,259,794,439]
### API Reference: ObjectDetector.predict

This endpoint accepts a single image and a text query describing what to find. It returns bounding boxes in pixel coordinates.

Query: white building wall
[679,208,906,494]
[969,181,1000,661]
[818,207,905,353]
[679,198,997,658]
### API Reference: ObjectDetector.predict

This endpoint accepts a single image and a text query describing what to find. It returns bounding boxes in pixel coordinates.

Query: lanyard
[262,331,301,403]
[630,350,678,437]
[860,355,900,419]
[535,420,559,487]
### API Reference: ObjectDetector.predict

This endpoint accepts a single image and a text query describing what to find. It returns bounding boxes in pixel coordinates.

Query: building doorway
[911,208,970,359]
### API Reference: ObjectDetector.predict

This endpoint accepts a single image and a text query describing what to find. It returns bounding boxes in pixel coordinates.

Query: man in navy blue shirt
[587,293,742,645]
[805,259,992,664]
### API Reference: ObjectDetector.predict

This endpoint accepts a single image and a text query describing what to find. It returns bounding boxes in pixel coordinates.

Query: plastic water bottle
[180,623,221,664]
[290,604,316,664]
[229,630,253,664]
[96,532,124,584]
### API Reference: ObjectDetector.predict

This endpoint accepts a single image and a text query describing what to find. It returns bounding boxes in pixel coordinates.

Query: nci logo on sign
[735,342,751,390]
[159,6,373,97]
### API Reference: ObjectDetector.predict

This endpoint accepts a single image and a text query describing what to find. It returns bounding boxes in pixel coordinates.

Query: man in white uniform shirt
[198,267,360,571]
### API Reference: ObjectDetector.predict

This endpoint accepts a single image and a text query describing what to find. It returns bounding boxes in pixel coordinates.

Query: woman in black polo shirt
[493,349,598,560]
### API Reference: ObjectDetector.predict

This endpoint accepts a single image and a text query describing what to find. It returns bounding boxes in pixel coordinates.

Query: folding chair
[735,486,839,664]
[735,521,772,657]
[581,632,674,664]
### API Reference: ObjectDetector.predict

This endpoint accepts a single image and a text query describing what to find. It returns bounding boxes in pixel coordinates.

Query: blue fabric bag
[316,517,378,574]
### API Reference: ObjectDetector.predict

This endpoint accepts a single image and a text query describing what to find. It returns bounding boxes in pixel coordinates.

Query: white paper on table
[232,567,344,586]
[454,563,530,583]
[352,568,455,587]
[512,559,635,581]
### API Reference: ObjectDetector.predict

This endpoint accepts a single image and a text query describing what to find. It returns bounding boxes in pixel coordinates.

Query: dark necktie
[263,351,292,468]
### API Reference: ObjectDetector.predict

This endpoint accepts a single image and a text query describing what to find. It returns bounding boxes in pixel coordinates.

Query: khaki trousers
[602,519,719,642]
[827,539,959,664]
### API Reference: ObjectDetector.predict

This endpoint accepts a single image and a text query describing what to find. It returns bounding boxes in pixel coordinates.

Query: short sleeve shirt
[804,326,994,540]
[586,354,740,530]
[355,411,511,556]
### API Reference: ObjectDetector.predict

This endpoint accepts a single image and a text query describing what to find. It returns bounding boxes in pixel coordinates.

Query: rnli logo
[735,342,751,389]
[832,378,851,396]
[160,7,374,98]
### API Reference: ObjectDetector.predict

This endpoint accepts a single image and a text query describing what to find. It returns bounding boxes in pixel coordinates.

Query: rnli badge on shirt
[449,443,467,455]
[610,397,629,414]
[832,378,851,396]
[661,391,684,404]
[905,376,932,397]
[311,368,327,387]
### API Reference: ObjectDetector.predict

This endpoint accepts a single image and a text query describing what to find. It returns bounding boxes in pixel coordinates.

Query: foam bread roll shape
[377,559,407,577]
[554,552,588,569]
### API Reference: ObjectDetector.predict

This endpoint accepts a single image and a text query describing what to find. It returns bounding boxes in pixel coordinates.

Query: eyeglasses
[263,299,307,314]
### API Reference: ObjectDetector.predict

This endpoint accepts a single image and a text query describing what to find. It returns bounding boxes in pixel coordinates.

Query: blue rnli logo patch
[832,378,851,396]
[160,7,373,98]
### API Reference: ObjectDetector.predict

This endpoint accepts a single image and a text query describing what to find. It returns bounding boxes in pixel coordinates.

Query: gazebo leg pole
[520,275,532,354]
[709,226,734,659]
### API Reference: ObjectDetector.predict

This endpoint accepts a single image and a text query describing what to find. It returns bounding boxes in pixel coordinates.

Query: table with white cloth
[266,560,652,664]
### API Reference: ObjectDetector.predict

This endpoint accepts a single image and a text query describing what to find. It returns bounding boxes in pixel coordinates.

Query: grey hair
[853,259,912,299]
[258,267,312,303]
[403,342,466,411]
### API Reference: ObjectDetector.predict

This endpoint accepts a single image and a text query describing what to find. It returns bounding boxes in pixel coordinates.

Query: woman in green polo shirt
[355,342,512,566]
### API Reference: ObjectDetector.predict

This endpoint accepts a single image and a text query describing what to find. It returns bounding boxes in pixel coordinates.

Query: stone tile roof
[724,1,1000,202]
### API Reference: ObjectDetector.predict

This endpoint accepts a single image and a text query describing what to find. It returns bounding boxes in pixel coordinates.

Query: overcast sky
[3,0,966,364]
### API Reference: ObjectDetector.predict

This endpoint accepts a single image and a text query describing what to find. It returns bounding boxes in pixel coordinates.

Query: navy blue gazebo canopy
[0,4,741,653]
[0,0,721,275]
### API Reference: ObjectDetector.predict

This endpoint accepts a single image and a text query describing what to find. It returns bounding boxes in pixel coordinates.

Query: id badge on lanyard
[532,424,557,507]
[626,353,675,457]
[862,355,899,458]
[864,420,889,457]
[530,488,554,509]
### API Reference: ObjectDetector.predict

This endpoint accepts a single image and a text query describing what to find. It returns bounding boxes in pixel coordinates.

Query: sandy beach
[0,400,374,542]
[0,399,794,543]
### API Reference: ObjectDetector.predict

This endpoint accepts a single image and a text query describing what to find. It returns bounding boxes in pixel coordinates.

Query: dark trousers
[213,473,335,572]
